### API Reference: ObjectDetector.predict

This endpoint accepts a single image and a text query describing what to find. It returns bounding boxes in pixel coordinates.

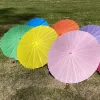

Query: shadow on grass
[0,48,9,62]
[11,86,37,100]
[0,8,42,25]
[11,86,84,100]
[0,7,42,36]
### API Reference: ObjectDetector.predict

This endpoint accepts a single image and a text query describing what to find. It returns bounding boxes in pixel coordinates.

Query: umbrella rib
[71,31,78,50]
[50,55,67,71]
[38,44,49,51]
[72,57,78,83]
[3,30,22,58]
[66,33,71,51]
[60,52,70,57]
[75,53,100,58]
[9,45,17,59]
[38,36,57,43]
[73,55,88,78]
[75,37,97,51]
[72,31,81,50]
[5,45,14,57]
[21,44,32,46]
[65,56,71,83]
[63,23,78,32]
[39,20,46,25]
[36,47,43,67]
[74,32,88,51]
[39,34,57,43]
[74,34,96,51]
[32,47,35,68]
[71,31,73,50]
[69,58,73,83]
[5,40,17,56]
[36,28,45,41]
[74,55,95,73]
[36,28,47,41]
[35,26,41,42]
[59,56,70,82]
[2,36,16,43]
[48,52,68,66]
[90,26,97,35]
[75,47,98,51]
[92,27,100,36]
[36,46,47,58]
[27,34,34,42]
[17,28,22,40]
[2,38,17,47]
[26,48,34,67]
[95,34,100,38]
[3,33,14,39]
[10,37,18,57]
[76,44,100,53]
[38,30,56,42]
[59,21,75,33]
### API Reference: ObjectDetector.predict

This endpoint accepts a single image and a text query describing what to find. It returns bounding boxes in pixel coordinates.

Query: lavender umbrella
[80,25,100,73]
[80,25,100,43]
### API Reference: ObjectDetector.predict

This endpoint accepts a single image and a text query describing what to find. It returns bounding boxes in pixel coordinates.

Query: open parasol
[52,19,79,36]
[48,30,100,83]
[1,25,32,60]
[17,26,58,69]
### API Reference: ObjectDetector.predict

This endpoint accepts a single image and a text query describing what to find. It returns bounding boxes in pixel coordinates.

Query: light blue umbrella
[26,18,49,27]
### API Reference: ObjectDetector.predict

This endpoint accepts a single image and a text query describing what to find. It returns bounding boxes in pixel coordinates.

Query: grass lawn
[0,0,100,100]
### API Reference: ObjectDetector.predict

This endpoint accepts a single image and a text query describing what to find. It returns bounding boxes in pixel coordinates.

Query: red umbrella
[52,19,79,36]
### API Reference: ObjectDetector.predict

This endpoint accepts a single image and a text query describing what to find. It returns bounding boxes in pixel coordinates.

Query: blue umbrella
[80,25,100,43]
[26,18,49,27]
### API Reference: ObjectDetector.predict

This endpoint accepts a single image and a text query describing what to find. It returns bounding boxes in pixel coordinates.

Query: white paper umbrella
[48,30,100,83]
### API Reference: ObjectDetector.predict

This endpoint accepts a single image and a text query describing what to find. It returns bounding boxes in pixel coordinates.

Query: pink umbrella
[48,30,100,83]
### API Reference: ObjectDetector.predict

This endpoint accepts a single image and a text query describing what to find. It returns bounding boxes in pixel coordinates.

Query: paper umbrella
[1,25,32,60]
[80,25,100,43]
[17,26,58,69]
[48,30,100,83]
[80,25,100,73]
[52,19,79,36]
[26,17,49,27]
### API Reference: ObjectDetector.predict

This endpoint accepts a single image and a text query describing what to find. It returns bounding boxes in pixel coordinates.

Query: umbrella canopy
[48,30,100,83]
[80,25,100,43]
[26,17,49,27]
[1,25,32,60]
[97,64,100,73]
[52,19,79,36]
[17,26,58,69]
[80,25,100,73]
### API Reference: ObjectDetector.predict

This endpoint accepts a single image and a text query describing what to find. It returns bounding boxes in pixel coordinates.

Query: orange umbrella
[52,19,79,36]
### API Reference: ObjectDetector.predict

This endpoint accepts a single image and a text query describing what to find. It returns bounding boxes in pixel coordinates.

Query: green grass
[0,0,100,100]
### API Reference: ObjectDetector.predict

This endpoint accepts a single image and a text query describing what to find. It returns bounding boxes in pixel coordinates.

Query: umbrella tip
[69,52,72,54]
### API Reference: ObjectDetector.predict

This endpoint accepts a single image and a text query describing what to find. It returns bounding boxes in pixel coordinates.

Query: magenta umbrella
[97,64,100,73]
[48,30,100,83]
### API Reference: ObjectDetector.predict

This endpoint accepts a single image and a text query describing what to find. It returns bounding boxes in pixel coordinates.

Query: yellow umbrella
[17,26,58,69]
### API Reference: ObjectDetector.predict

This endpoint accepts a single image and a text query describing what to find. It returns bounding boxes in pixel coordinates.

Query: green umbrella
[1,25,32,60]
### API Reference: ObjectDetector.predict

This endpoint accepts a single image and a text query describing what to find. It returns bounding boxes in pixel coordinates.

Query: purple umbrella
[80,25,100,44]
[80,25,100,73]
